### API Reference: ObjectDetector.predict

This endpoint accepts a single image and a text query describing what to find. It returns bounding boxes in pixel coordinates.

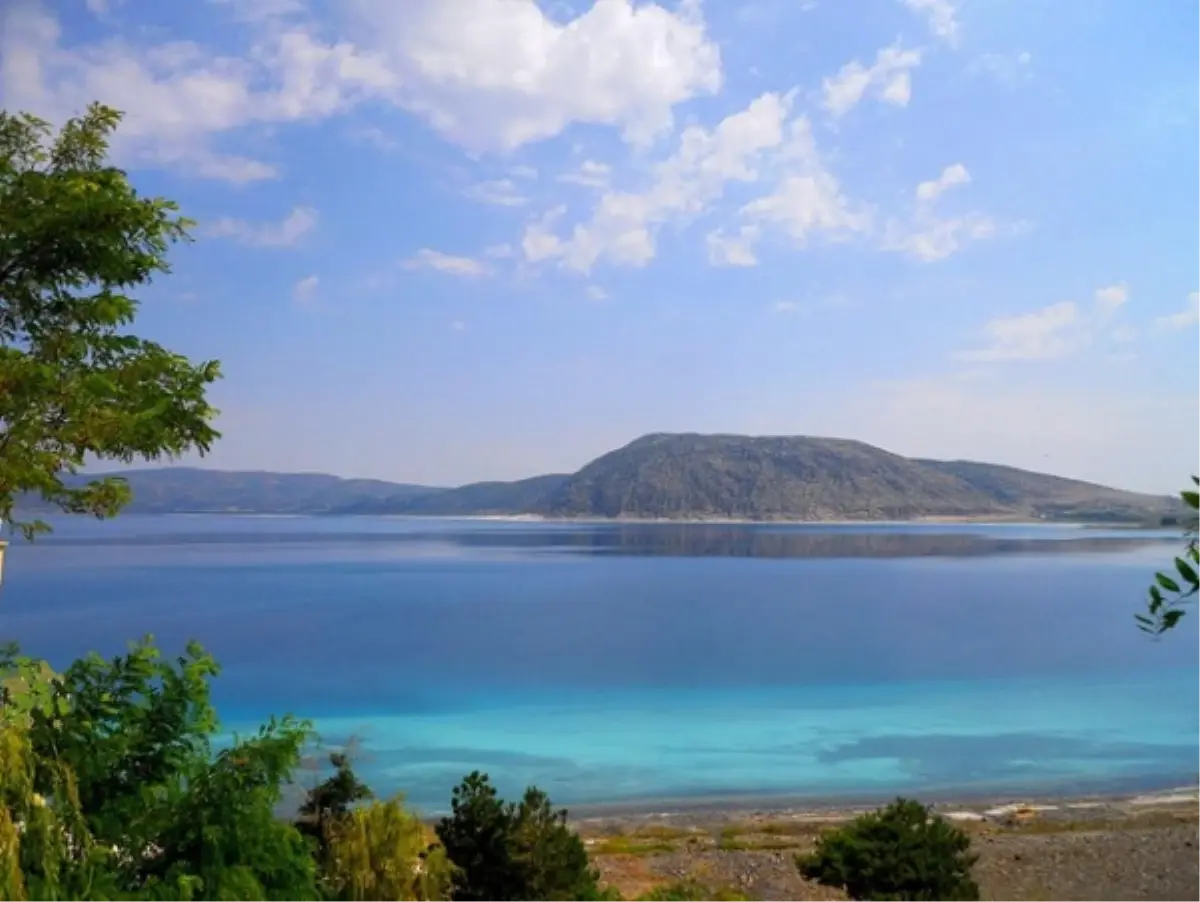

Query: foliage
[299,750,375,857]
[321,796,455,901]
[436,771,602,901]
[1,637,319,900]
[1138,476,1199,635]
[796,798,979,901]
[0,103,220,538]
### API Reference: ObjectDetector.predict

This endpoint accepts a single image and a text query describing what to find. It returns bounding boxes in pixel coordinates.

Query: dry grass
[587,802,1200,900]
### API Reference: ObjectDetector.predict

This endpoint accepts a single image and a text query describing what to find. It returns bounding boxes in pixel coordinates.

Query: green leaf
[1175,557,1198,587]
[1155,572,1181,594]
[1148,585,1164,613]
[1162,610,1186,630]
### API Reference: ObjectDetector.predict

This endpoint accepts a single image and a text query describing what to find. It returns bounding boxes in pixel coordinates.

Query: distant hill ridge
[19,433,1183,523]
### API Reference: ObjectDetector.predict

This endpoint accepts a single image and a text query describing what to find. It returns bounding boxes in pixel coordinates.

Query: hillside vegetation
[20,434,1179,523]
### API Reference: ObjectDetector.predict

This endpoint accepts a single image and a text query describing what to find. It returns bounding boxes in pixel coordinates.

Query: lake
[1,515,1196,813]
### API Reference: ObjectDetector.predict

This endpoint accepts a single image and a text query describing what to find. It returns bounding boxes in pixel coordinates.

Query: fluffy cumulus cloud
[900,0,960,44]
[737,119,871,248]
[959,283,1143,362]
[915,163,970,202]
[344,0,722,151]
[706,226,760,267]
[884,163,998,261]
[1,0,719,177]
[3,0,1010,274]
[958,301,1085,362]
[0,4,396,181]
[821,45,922,118]
[521,91,796,272]
[1154,291,1200,331]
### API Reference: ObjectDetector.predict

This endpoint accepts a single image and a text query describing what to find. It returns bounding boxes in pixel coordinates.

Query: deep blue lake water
[1,516,1196,813]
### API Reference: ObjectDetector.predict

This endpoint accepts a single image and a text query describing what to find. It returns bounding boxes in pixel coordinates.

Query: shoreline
[566,782,1200,828]
[52,511,1173,529]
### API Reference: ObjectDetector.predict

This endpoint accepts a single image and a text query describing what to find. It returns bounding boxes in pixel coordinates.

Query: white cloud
[900,0,959,44]
[1094,281,1129,314]
[403,248,491,277]
[915,163,970,203]
[1153,291,1200,331]
[821,45,921,118]
[346,0,722,151]
[463,179,527,207]
[0,5,394,181]
[886,214,996,261]
[3,0,719,180]
[525,93,878,272]
[450,319,467,331]
[711,115,872,252]
[585,285,609,301]
[706,226,760,267]
[740,167,871,247]
[885,164,996,261]
[960,283,1140,361]
[557,160,612,189]
[292,274,319,304]
[509,164,538,180]
[523,90,795,272]
[958,301,1084,361]
[208,206,318,247]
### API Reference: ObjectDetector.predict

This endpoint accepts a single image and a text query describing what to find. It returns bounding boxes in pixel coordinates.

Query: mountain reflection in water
[31,519,1178,560]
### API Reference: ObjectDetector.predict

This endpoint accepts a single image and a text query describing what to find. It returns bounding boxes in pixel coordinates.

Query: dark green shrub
[436,771,602,901]
[796,798,979,901]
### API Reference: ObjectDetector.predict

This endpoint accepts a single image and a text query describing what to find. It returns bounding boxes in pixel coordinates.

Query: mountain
[915,459,1182,524]
[20,468,441,515]
[536,433,1179,521]
[335,475,570,516]
[15,434,1182,523]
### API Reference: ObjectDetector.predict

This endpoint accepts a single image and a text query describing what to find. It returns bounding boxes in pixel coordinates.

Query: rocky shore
[575,787,1199,901]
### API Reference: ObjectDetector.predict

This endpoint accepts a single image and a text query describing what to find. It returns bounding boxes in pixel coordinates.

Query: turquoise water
[1,516,1196,813]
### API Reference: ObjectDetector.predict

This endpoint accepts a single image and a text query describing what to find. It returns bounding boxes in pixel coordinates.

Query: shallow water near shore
[2,515,1196,813]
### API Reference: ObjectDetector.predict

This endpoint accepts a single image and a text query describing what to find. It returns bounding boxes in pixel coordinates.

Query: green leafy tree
[1138,476,1199,635]
[322,796,456,901]
[796,798,979,901]
[298,749,375,859]
[0,103,220,538]
[3,637,319,900]
[436,771,602,901]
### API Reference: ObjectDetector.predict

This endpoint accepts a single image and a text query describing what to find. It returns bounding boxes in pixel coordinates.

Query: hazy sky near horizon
[3,0,1197,492]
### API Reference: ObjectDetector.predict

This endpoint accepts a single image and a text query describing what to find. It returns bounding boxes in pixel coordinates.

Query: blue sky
[3,0,1197,492]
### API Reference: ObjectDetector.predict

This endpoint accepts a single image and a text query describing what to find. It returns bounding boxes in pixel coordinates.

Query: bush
[436,771,602,901]
[796,798,979,901]
[322,796,455,901]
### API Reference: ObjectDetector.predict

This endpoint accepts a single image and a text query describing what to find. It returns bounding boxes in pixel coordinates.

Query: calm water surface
[2,516,1196,812]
